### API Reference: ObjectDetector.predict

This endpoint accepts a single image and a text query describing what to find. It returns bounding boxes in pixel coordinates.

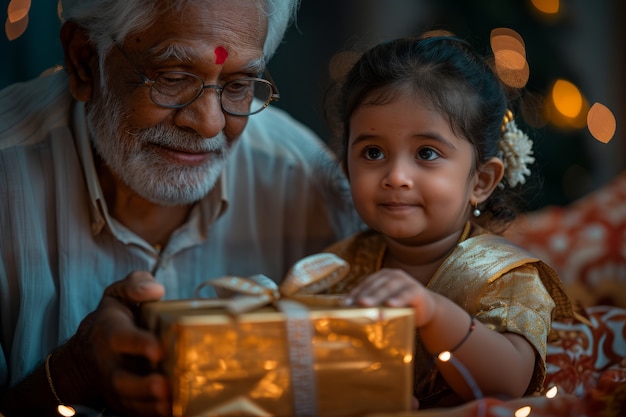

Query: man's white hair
[57,0,299,60]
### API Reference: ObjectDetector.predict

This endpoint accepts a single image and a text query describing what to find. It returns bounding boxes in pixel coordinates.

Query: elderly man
[0,0,359,415]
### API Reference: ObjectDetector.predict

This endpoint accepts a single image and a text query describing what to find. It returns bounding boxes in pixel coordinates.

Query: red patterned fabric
[544,305,626,416]
[505,171,626,308]
[371,307,626,417]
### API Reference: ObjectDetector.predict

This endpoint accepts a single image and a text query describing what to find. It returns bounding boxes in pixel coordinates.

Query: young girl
[323,33,575,408]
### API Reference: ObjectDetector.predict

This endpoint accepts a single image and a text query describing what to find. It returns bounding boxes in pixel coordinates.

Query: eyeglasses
[115,46,280,116]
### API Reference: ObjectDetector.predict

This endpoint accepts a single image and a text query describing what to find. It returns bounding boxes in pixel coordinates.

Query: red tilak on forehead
[214,46,228,65]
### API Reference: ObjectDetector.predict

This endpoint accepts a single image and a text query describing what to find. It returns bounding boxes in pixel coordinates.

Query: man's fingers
[113,370,170,399]
[93,303,163,363]
[110,371,171,416]
[103,271,165,304]
[106,325,164,364]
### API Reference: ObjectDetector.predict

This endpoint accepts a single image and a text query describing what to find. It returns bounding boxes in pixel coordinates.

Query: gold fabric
[323,222,575,408]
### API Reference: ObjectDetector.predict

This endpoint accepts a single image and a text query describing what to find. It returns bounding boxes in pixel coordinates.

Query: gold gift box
[142,298,414,417]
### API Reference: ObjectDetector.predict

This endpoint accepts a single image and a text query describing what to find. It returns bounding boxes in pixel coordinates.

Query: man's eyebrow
[241,57,266,75]
[145,45,266,74]
[148,44,196,63]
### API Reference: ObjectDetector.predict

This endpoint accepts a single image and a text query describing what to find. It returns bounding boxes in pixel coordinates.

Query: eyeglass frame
[113,44,280,116]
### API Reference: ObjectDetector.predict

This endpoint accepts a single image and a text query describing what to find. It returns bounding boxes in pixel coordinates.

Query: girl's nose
[382,158,414,189]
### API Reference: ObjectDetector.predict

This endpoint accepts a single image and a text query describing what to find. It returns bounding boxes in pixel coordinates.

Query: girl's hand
[345,268,437,327]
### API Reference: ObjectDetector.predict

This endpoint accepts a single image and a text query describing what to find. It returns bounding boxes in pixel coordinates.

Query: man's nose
[173,89,226,139]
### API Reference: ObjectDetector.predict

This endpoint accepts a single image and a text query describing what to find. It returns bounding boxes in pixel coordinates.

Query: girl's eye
[417,147,439,161]
[363,147,384,161]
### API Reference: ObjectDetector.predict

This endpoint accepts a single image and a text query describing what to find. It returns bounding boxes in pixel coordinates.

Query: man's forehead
[132,40,266,72]
[127,2,267,56]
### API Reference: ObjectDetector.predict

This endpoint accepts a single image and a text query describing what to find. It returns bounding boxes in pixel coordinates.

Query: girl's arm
[419,293,535,400]
[347,268,537,400]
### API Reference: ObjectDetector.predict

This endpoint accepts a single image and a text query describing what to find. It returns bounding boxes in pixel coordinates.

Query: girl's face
[347,92,479,245]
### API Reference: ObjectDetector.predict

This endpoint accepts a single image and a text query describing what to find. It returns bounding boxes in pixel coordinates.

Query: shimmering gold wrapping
[142,299,414,417]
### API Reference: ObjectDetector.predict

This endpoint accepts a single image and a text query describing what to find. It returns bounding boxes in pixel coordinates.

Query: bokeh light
[514,406,532,417]
[587,102,616,143]
[491,28,526,56]
[5,0,31,41]
[551,79,583,118]
[490,28,530,88]
[530,0,560,14]
[494,49,530,88]
[5,14,28,41]
[7,0,30,23]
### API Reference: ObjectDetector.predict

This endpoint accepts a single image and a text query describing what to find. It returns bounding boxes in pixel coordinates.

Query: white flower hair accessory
[498,110,535,188]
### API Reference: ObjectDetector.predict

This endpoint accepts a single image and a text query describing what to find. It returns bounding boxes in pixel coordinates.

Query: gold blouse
[323,222,574,407]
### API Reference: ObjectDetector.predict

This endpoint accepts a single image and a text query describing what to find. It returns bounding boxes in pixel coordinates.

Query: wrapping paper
[142,253,415,417]
[142,298,414,417]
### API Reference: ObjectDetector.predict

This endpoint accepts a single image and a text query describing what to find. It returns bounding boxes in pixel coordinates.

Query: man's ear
[471,156,505,204]
[60,22,97,102]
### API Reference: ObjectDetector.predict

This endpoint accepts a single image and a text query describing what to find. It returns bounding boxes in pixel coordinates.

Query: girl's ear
[471,157,504,203]
[60,22,98,102]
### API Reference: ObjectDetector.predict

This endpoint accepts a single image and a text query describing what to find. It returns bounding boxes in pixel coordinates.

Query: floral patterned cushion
[544,305,626,416]
[505,171,626,308]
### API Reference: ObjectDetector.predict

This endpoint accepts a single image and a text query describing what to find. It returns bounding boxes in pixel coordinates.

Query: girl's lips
[151,143,213,166]
[380,202,416,211]
[382,202,414,207]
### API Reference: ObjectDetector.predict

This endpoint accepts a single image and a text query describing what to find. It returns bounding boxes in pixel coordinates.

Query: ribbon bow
[194,252,350,314]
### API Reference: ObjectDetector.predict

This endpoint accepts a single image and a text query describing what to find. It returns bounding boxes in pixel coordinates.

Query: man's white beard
[86,86,231,206]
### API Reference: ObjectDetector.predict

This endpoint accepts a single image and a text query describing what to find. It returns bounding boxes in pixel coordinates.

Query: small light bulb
[546,385,558,398]
[57,404,76,417]
[514,405,531,417]
[438,351,452,362]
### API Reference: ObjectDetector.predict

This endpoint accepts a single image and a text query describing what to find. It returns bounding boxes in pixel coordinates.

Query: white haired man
[0,1,359,415]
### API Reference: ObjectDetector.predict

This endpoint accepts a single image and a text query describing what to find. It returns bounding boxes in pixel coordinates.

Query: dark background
[2,0,624,210]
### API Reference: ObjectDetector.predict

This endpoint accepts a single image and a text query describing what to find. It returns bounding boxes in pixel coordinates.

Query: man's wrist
[51,335,101,407]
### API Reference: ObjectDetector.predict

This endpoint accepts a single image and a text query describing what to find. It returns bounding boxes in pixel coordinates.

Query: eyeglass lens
[150,73,273,115]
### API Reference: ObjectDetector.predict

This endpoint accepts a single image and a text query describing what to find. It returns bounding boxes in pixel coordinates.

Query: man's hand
[57,271,172,416]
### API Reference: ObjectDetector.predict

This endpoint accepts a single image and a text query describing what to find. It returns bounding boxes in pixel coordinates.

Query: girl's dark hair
[327,34,526,233]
